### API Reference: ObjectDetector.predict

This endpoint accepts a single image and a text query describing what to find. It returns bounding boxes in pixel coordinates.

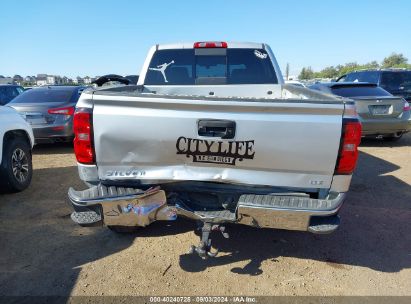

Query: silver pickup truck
[68,42,361,258]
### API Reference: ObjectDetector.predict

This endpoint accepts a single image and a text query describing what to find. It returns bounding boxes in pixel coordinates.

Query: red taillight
[335,119,362,175]
[48,106,75,115]
[194,41,227,48]
[73,108,95,164]
[403,100,410,111]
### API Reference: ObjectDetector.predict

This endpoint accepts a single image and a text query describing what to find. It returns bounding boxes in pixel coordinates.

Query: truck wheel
[107,225,141,233]
[383,132,403,142]
[0,137,33,193]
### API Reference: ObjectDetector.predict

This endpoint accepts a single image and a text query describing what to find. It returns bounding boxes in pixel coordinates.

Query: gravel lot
[0,135,410,296]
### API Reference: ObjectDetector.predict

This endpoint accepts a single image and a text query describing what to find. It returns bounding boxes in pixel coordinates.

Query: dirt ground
[0,135,410,297]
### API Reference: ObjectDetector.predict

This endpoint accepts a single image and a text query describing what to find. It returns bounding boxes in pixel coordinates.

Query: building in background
[46,75,55,84]
[61,76,69,84]
[13,75,24,85]
[76,76,84,84]
[25,76,36,84]
[2,73,126,86]
[83,76,92,84]
[0,76,14,84]
[46,75,63,85]
[36,74,48,86]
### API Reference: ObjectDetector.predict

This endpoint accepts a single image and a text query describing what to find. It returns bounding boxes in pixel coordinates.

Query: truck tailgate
[92,94,344,189]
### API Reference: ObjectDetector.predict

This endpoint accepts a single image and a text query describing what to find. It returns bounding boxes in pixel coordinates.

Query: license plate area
[25,112,47,125]
[369,105,391,115]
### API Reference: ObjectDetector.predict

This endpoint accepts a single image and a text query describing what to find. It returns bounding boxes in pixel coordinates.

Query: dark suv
[337,69,411,101]
[0,85,24,105]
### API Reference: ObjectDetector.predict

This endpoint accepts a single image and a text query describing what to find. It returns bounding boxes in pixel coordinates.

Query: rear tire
[0,137,33,193]
[383,132,403,141]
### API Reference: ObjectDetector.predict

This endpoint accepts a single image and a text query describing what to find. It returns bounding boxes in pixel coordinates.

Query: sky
[1,0,410,78]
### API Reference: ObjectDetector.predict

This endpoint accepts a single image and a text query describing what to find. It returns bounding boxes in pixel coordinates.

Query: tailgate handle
[198,119,236,139]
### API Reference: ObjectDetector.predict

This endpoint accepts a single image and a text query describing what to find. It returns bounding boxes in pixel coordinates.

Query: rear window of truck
[145,48,278,85]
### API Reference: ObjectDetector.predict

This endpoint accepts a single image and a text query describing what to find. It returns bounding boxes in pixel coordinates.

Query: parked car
[0,105,34,192]
[8,86,86,143]
[337,69,411,101]
[68,41,362,259]
[285,80,306,87]
[0,84,24,105]
[310,82,411,140]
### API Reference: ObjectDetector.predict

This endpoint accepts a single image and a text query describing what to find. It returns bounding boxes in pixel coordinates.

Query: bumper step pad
[71,211,102,226]
[308,215,340,234]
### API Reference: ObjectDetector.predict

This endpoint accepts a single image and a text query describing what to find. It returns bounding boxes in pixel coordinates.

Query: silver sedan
[8,86,86,143]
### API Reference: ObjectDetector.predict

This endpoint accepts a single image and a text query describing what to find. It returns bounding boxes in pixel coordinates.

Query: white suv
[0,105,34,192]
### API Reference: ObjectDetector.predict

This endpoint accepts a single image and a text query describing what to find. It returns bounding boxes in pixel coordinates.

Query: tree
[297,53,411,81]
[338,62,360,75]
[319,66,338,79]
[382,53,408,68]
[367,61,380,69]
[299,67,314,80]
[299,68,305,79]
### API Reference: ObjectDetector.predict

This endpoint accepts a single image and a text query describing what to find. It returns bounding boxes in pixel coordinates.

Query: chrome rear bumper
[237,192,344,232]
[68,185,345,234]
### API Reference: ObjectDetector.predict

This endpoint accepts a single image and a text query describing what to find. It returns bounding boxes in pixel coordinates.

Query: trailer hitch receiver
[189,222,229,259]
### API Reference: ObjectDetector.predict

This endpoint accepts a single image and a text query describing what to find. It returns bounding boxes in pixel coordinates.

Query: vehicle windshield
[9,88,76,104]
[331,86,391,97]
[145,48,278,85]
[380,71,411,92]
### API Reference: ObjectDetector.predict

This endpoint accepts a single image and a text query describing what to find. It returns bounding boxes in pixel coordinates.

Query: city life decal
[176,137,255,166]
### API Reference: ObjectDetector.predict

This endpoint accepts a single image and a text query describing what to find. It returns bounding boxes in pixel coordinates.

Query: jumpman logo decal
[149,60,175,82]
